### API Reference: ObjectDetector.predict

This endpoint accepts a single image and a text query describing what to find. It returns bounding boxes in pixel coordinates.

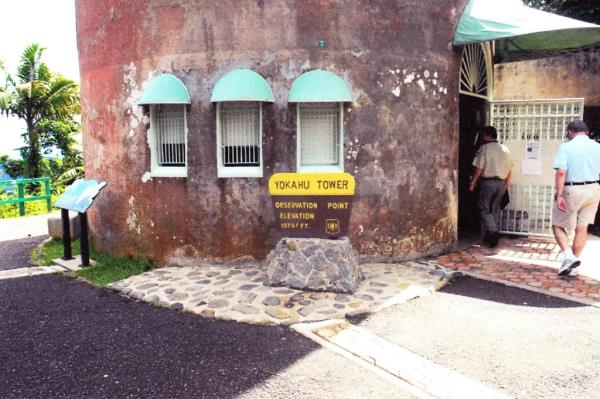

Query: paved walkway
[110,261,454,326]
[0,235,48,270]
[0,213,54,272]
[0,212,54,242]
[356,276,600,399]
[433,235,600,306]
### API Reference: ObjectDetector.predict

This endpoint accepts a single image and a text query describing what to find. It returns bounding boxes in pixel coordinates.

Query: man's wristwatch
[554,193,562,201]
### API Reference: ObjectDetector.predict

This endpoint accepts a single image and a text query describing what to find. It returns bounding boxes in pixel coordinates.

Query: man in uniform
[469,126,513,247]
[553,120,600,276]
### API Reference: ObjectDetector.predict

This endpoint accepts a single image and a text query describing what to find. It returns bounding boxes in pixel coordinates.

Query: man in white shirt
[469,126,513,247]
[553,120,600,276]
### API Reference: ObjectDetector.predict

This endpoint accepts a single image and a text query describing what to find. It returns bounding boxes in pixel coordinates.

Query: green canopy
[289,70,353,102]
[137,74,190,105]
[210,69,274,102]
[454,0,600,62]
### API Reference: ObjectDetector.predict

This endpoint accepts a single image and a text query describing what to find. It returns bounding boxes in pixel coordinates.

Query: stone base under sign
[47,212,80,240]
[265,237,363,294]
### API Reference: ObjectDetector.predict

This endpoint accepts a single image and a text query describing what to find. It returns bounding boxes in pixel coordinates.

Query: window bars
[220,102,260,167]
[155,104,186,166]
[499,184,555,236]
[299,103,340,166]
[491,99,584,237]
[492,100,583,142]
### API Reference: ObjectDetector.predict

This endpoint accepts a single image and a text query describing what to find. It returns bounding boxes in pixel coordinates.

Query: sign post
[80,212,90,267]
[61,208,72,261]
[54,179,106,268]
[266,173,362,293]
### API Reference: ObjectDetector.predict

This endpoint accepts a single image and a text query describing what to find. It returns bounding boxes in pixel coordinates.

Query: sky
[0,0,80,158]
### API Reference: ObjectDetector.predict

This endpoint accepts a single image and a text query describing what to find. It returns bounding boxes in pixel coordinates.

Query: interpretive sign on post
[55,179,107,213]
[55,179,106,267]
[268,173,355,238]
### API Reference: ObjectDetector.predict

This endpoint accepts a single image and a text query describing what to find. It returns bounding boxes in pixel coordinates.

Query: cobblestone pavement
[109,262,454,325]
[433,236,600,306]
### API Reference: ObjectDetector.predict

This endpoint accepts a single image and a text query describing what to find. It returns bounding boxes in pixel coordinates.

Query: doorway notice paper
[522,139,542,175]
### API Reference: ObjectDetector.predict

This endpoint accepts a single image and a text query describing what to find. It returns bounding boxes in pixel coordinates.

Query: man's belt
[481,177,503,181]
[565,180,600,186]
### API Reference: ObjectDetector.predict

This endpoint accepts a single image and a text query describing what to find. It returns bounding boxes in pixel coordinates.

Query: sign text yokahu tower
[268,173,355,239]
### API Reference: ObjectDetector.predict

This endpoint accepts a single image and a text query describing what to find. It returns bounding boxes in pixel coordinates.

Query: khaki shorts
[553,183,600,229]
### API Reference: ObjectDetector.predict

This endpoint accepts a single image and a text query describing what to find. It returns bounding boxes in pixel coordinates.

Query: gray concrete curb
[0,266,57,281]
[292,320,513,399]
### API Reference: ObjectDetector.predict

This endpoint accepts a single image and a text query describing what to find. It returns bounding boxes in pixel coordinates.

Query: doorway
[457,42,492,239]
[458,95,487,238]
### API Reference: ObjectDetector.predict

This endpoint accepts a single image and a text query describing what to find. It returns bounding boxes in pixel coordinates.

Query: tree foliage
[0,155,26,178]
[0,43,81,178]
[526,1,600,25]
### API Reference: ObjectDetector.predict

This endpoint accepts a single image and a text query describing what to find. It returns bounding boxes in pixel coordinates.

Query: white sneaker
[558,258,581,276]
[568,268,579,277]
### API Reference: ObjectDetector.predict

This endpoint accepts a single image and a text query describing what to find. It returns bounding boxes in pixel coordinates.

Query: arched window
[459,43,492,100]
[289,70,353,172]
[137,73,190,178]
[211,69,274,178]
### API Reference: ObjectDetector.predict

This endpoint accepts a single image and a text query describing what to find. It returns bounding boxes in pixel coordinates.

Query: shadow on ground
[0,275,319,399]
[441,275,587,308]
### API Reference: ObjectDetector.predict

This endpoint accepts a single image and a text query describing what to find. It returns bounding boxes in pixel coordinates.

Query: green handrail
[0,177,52,216]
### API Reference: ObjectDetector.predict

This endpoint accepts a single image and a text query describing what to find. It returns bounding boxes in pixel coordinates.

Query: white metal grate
[491,98,584,237]
[155,104,186,166]
[499,184,554,236]
[459,43,489,99]
[299,103,340,166]
[221,102,260,167]
[492,100,583,142]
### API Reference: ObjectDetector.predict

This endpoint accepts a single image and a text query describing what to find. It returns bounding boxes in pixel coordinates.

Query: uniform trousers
[477,179,506,235]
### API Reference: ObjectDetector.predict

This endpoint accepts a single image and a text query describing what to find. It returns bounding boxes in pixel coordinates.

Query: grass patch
[31,238,81,266]
[32,238,152,286]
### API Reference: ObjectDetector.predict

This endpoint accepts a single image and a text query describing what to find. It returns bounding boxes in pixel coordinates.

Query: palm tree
[0,43,80,177]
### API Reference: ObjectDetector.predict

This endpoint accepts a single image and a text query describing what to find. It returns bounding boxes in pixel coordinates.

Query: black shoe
[488,232,500,248]
[482,232,491,245]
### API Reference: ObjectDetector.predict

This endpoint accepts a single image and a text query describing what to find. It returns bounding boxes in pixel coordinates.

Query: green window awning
[137,74,191,105]
[289,70,353,103]
[210,69,274,102]
[454,0,600,62]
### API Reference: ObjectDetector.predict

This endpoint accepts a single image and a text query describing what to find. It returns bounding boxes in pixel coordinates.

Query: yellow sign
[269,173,355,196]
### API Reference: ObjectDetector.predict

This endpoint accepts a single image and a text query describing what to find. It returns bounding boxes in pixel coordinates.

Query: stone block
[47,212,81,240]
[265,237,363,294]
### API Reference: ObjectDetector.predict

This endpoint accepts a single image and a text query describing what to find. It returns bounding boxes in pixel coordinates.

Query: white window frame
[216,102,263,178]
[148,104,188,178]
[296,102,344,173]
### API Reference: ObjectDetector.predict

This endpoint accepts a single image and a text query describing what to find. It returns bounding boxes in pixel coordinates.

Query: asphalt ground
[359,276,600,399]
[0,235,47,270]
[0,274,321,399]
[0,274,410,399]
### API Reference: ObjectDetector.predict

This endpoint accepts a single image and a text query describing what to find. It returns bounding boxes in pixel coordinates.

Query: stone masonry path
[109,261,454,326]
[433,236,600,306]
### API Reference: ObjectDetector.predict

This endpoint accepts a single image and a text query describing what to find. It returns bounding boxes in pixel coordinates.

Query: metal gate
[491,98,584,236]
